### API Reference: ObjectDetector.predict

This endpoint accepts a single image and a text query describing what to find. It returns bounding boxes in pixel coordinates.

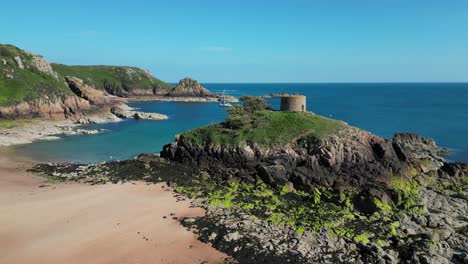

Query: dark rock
[161,127,446,192]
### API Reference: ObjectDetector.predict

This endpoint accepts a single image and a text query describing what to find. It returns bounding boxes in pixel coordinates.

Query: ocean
[13,83,468,163]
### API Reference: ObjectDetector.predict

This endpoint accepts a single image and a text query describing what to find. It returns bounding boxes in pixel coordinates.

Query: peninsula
[30,97,468,264]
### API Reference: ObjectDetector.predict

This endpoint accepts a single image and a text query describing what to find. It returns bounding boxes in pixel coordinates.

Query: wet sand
[0,152,227,264]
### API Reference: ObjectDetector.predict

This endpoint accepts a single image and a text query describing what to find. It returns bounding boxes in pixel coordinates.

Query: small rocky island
[31,97,468,264]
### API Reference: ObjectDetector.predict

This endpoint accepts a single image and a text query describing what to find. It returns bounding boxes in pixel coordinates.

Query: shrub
[226,115,245,129]
[243,97,271,114]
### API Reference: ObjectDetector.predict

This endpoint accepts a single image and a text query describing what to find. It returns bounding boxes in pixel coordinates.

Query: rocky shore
[0,115,117,147]
[30,135,467,263]
[20,98,468,263]
[1,44,238,123]
[0,102,169,147]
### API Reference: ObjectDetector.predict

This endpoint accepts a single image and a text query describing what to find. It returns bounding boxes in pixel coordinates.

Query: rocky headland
[30,98,468,264]
[0,44,236,121]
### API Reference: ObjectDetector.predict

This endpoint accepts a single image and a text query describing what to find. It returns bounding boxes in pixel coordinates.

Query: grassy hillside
[0,44,174,108]
[52,64,173,96]
[182,99,345,147]
[0,44,71,107]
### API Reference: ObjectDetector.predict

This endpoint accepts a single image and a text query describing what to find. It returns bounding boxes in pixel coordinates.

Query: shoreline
[0,113,121,147]
[126,95,239,103]
[0,151,228,264]
[0,95,237,148]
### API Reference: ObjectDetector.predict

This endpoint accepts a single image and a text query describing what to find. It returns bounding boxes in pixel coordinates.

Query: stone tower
[280,95,306,112]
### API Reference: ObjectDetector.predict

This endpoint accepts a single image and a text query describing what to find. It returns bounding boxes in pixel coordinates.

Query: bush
[239,95,257,101]
[224,98,271,129]
[243,97,270,114]
[226,115,245,129]
[227,105,245,116]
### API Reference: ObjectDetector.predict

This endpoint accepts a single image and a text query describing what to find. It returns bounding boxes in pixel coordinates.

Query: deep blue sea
[13,83,468,163]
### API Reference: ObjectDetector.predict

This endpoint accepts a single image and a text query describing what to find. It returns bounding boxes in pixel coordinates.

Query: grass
[182,110,346,148]
[0,119,34,129]
[51,64,173,94]
[0,44,71,107]
[0,43,172,108]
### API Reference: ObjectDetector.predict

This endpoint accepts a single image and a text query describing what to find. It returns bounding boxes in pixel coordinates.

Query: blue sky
[2,0,467,83]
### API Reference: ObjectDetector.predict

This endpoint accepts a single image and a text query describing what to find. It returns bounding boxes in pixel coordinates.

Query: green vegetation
[174,173,405,244]
[0,43,172,108]
[0,119,34,128]
[182,97,345,147]
[52,64,172,95]
[353,233,370,244]
[389,175,424,213]
[0,44,71,107]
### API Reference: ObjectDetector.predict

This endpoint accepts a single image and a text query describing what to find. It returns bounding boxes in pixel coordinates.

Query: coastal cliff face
[0,45,71,107]
[0,44,123,120]
[0,44,215,120]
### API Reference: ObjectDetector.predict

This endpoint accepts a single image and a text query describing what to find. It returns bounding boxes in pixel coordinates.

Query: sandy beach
[0,151,227,264]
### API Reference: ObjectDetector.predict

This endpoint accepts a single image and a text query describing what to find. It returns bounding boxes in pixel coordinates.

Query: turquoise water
[14,83,468,163]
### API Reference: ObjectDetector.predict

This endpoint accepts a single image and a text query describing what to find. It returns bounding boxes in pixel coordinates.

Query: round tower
[280,95,306,112]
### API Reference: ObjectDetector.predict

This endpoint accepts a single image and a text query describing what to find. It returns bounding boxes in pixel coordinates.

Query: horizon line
[169,81,468,85]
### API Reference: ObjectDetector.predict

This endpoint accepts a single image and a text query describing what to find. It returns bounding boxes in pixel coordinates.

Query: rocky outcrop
[0,96,92,120]
[161,127,446,191]
[110,105,168,121]
[0,75,123,120]
[65,76,118,106]
[0,44,176,120]
[33,147,466,263]
[168,78,211,97]
[27,52,59,79]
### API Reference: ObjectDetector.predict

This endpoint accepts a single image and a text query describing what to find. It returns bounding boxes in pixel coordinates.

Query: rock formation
[160,120,467,263]
[0,44,208,121]
[168,78,211,97]
[161,126,446,192]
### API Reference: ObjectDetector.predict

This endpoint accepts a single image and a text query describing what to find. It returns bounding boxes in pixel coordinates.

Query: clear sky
[2,0,467,83]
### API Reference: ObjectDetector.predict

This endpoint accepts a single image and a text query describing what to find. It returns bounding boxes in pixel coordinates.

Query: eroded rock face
[65,76,119,106]
[28,52,59,79]
[161,127,446,191]
[168,78,211,97]
[0,96,91,120]
[0,76,122,120]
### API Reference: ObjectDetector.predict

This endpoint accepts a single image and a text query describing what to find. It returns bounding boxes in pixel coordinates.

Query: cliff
[0,45,71,107]
[0,44,214,120]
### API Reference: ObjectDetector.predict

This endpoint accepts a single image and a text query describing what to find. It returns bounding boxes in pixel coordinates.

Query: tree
[243,97,270,114]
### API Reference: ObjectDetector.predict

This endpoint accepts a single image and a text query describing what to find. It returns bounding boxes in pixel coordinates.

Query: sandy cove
[0,152,227,264]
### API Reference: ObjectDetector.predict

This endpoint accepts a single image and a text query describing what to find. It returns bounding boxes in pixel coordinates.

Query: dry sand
[0,151,227,264]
